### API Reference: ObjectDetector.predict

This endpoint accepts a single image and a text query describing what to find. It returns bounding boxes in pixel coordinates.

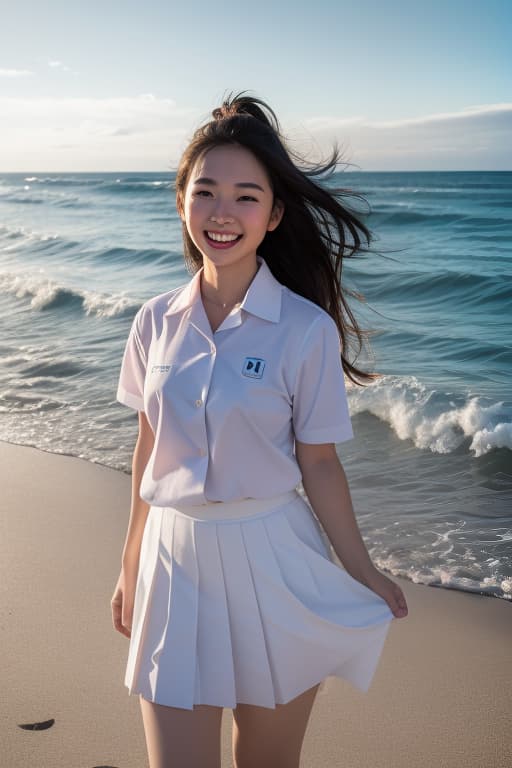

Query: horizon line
[2,168,512,175]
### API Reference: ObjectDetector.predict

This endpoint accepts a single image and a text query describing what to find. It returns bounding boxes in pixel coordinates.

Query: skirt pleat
[125,492,394,710]
[216,523,277,707]
[194,521,235,705]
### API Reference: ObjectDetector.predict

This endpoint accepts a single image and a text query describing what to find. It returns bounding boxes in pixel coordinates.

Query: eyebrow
[192,177,265,192]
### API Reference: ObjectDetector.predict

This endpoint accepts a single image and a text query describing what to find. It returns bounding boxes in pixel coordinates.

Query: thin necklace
[202,294,243,309]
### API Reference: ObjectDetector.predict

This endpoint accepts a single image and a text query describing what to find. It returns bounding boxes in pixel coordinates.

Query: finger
[393,586,408,616]
[395,585,408,608]
[122,619,132,634]
[122,611,133,630]
[384,583,402,616]
[111,603,121,627]
[113,616,131,637]
[111,601,132,636]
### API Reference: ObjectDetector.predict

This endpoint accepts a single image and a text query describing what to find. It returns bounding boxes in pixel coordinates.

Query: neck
[201,256,259,306]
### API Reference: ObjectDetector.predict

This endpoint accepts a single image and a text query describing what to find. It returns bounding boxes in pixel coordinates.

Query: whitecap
[0,269,139,317]
[348,375,510,457]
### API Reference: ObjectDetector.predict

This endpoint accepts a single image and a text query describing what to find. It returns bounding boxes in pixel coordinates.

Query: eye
[238,195,258,202]
[193,189,212,197]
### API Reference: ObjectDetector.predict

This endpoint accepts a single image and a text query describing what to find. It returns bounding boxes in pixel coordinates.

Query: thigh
[232,683,321,768]
[139,694,223,768]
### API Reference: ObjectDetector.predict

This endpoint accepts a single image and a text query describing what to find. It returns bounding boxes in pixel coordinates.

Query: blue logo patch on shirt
[242,357,265,378]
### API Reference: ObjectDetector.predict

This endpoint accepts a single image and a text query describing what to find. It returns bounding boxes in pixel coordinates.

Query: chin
[203,250,258,269]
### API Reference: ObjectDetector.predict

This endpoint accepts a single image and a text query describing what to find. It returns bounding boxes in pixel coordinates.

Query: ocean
[1,170,510,600]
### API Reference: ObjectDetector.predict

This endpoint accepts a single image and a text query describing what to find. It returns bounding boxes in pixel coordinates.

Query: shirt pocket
[208,355,293,443]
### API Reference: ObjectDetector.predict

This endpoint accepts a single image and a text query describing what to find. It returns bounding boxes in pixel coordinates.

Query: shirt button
[195,399,203,407]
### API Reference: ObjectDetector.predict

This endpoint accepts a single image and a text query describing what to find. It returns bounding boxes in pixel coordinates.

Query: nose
[210,200,234,225]
[210,214,234,224]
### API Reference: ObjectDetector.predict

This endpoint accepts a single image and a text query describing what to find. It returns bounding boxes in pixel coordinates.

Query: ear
[267,198,284,232]
[176,194,185,222]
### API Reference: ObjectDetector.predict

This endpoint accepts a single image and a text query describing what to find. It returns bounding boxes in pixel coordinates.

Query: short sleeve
[292,314,353,444]
[116,307,147,411]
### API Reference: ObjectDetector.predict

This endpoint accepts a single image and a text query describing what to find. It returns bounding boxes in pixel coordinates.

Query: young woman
[111,92,408,768]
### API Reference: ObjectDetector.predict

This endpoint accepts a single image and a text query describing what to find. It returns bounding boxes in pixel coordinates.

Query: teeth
[207,232,239,242]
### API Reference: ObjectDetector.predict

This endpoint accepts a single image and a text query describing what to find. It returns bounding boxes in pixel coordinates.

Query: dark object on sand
[17,718,55,730]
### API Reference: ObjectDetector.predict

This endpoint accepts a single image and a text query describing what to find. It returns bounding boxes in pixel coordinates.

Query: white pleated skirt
[124,490,393,710]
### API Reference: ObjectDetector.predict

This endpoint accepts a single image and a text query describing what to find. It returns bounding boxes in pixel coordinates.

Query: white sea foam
[0,223,59,249]
[0,270,139,317]
[0,184,82,207]
[348,375,511,456]
[82,290,138,318]
[0,271,70,310]
[470,422,512,457]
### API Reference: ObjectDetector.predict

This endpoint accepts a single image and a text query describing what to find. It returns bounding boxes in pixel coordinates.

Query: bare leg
[139,694,223,768]
[232,682,321,768]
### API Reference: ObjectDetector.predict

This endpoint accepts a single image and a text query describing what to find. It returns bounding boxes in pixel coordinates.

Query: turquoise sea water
[1,170,510,599]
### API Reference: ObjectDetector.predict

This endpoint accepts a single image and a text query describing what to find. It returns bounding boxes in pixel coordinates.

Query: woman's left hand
[360,567,409,619]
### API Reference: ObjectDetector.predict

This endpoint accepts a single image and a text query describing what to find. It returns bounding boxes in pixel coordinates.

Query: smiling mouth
[205,231,243,243]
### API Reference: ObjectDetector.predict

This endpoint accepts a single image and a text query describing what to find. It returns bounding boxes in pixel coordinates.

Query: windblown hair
[175,91,377,385]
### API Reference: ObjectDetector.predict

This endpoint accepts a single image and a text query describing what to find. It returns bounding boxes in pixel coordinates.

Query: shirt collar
[164,267,202,316]
[164,256,282,323]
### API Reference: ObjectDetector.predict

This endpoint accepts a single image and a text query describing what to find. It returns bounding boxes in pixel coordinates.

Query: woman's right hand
[111,564,138,639]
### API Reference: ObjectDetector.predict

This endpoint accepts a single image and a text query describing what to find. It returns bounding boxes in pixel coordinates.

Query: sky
[1,0,511,172]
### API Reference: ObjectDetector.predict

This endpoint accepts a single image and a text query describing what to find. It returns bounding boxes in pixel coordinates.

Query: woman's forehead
[191,145,271,187]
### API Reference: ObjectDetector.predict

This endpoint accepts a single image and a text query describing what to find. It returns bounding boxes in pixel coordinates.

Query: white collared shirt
[116,257,353,506]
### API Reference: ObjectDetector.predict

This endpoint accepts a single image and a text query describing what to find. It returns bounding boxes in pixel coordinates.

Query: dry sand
[1,440,510,767]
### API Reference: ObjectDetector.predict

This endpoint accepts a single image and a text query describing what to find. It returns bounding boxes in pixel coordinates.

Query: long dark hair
[175,91,377,385]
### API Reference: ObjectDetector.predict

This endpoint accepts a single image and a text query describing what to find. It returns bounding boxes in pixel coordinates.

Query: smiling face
[178,144,284,272]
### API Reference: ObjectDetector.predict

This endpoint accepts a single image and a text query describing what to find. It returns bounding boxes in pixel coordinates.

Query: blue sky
[1,0,511,171]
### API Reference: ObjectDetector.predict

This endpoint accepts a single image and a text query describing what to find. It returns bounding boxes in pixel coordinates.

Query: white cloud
[0,96,510,171]
[0,68,33,78]
[0,94,198,171]
[297,103,512,170]
[48,60,71,72]
[372,103,512,128]
[304,103,512,130]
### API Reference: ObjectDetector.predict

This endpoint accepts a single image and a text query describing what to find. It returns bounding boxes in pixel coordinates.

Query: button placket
[190,327,217,464]
[201,342,217,459]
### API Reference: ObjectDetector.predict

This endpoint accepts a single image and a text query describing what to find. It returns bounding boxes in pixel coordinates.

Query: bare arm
[295,441,376,583]
[121,410,155,568]
[295,440,408,618]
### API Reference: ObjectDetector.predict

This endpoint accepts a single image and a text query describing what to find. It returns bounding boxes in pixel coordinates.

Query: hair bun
[211,91,280,132]
[211,104,232,120]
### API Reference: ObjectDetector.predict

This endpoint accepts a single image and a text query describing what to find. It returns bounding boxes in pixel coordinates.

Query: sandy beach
[1,439,510,768]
